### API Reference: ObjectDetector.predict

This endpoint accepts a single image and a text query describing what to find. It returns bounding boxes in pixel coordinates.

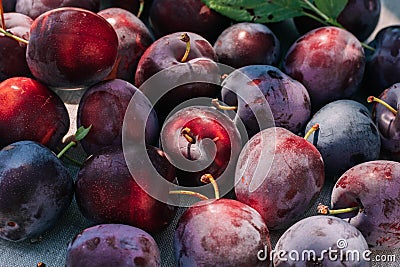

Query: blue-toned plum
[0,141,73,241]
[66,224,160,267]
[305,100,381,179]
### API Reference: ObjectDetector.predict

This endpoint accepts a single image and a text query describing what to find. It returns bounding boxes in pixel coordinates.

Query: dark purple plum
[331,160,400,249]
[0,141,73,241]
[273,215,369,266]
[98,7,154,83]
[370,84,400,160]
[66,224,161,267]
[305,100,381,179]
[235,127,324,230]
[0,12,32,82]
[365,26,400,95]
[77,79,159,155]
[213,23,281,68]
[149,0,230,42]
[222,65,311,137]
[174,198,271,266]
[135,32,220,121]
[26,7,118,89]
[15,0,100,19]
[0,77,69,150]
[3,0,16,12]
[284,26,365,111]
[294,0,381,41]
[75,145,176,233]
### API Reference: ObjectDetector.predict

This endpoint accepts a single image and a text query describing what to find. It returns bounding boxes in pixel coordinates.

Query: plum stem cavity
[367,96,398,115]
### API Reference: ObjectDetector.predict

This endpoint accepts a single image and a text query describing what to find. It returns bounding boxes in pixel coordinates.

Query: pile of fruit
[1,0,400,266]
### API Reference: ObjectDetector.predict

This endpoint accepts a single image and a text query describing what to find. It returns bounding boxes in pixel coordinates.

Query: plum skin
[331,160,400,249]
[0,141,73,242]
[273,215,369,266]
[284,26,365,110]
[66,224,161,267]
[235,127,324,230]
[26,7,118,89]
[174,198,271,267]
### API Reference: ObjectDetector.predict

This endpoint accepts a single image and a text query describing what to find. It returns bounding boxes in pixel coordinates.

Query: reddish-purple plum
[284,26,365,111]
[273,215,370,266]
[135,32,220,121]
[370,84,400,160]
[77,79,159,155]
[365,26,400,95]
[305,100,381,179]
[15,0,100,19]
[75,145,176,233]
[235,127,325,230]
[160,106,242,188]
[26,7,118,89]
[331,160,400,249]
[294,0,381,41]
[0,141,73,241]
[98,7,154,83]
[214,23,281,68]
[66,224,161,267]
[0,12,32,81]
[0,77,69,150]
[149,0,230,42]
[174,198,271,266]
[221,65,311,137]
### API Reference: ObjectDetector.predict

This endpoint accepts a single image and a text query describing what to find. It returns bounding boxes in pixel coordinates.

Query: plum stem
[367,96,397,115]
[200,174,220,199]
[304,123,319,140]
[57,125,92,159]
[211,98,238,111]
[137,0,144,18]
[179,33,190,63]
[0,27,29,44]
[0,0,5,30]
[181,127,195,144]
[37,262,46,267]
[317,203,360,215]
[169,190,209,200]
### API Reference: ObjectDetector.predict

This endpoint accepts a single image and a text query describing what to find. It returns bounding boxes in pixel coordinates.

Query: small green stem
[0,28,29,44]
[303,11,328,26]
[169,190,209,201]
[361,42,375,52]
[317,203,360,215]
[57,141,76,159]
[302,0,332,24]
[137,0,144,18]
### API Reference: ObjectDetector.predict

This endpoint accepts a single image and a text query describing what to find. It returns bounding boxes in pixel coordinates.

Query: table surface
[1,1,400,266]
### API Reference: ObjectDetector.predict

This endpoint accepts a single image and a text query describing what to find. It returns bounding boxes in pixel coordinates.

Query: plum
[77,79,159,155]
[66,224,161,267]
[283,26,365,111]
[0,141,73,241]
[15,0,100,19]
[0,77,69,150]
[26,7,118,89]
[330,160,400,249]
[75,145,176,233]
[213,23,281,68]
[174,198,271,266]
[0,12,32,82]
[98,7,154,83]
[235,127,324,230]
[305,100,381,179]
[221,65,311,137]
[273,215,370,266]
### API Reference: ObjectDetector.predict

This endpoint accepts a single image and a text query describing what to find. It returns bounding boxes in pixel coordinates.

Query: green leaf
[314,0,348,19]
[202,0,308,23]
[75,125,92,141]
